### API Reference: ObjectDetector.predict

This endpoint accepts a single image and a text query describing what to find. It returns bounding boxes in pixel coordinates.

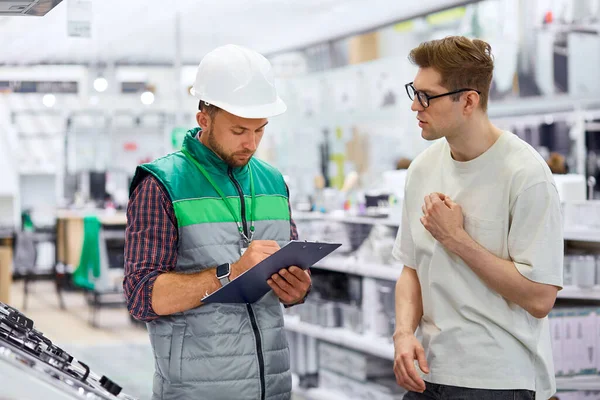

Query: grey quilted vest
[131,130,292,400]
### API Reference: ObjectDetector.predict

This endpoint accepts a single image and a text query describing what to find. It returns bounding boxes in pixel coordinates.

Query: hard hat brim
[191,89,287,119]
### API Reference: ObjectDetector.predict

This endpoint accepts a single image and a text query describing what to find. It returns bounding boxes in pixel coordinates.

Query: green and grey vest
[130,128,292,400]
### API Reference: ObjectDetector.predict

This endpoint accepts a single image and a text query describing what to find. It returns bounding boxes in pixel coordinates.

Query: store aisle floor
[9,281,148,345]
[7,281,307,400]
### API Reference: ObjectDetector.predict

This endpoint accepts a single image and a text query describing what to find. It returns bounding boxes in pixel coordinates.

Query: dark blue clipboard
[202,240,342,304]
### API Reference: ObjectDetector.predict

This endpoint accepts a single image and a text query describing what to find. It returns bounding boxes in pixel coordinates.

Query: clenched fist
[421,193,464,248]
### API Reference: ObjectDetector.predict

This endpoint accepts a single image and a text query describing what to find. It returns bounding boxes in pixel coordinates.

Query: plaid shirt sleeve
[287,183,299,242]
[123,176,305,319]
[123,175,178,322]
[289,207,298,241]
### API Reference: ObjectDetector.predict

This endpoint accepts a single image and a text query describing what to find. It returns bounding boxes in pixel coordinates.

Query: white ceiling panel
[0,0,476,65]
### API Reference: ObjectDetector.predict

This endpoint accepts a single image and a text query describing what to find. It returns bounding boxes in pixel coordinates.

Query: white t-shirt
[393,131,563,399]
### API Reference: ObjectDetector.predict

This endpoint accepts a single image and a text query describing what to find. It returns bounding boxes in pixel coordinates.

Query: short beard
[205,127,253,168]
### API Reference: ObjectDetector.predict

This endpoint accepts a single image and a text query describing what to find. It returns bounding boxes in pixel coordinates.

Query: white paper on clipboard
[202,240,341,304]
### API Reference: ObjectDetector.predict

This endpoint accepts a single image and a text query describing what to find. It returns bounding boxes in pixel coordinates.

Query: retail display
[553,392,600,400]
[318,368,404,400]
[288,203,600,394]
[564,255,600,287]
[549,307,600,379]
[288,269,363,330]
[0,301,136,400]
[318,341,393,382]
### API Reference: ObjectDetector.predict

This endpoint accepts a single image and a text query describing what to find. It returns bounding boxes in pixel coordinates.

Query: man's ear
[463,91,480,115]
[196,111,210,131]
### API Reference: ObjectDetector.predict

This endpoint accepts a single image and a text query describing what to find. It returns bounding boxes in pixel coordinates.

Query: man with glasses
[392,36,563,400]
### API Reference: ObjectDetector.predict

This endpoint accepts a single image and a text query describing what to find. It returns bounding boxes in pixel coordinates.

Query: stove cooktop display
[0,301,137,400]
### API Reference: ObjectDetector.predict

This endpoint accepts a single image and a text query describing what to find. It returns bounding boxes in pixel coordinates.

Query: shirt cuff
[513,261,563,289]
[392,245,416,269]
[126,271,162,322]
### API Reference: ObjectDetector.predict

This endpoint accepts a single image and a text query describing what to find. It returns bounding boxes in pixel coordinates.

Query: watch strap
[216,263,231,287]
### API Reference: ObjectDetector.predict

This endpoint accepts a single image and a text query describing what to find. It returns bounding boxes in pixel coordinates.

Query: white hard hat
[191,44,287,119]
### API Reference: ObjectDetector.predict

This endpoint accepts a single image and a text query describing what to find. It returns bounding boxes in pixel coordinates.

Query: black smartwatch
[216,263,231,287]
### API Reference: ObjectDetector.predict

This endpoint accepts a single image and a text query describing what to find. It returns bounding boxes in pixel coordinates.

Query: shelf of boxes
[295,211,600,243]
[297,377,600,396]
[293,211,400,227]
[556,376,600,390]
[294,387,350,400]
[564,229,600,243]
[557,286,600,300]
[293,210,600,396]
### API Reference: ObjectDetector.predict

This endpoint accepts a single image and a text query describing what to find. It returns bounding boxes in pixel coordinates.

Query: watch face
[216,263,230,278]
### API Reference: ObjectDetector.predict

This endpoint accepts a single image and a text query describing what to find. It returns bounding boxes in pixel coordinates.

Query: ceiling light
[93,77,108,93]
[43,94,56,108]
[140,91,155,105]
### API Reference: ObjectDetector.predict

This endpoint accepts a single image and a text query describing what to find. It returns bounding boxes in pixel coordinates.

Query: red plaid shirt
[124,175,300,321]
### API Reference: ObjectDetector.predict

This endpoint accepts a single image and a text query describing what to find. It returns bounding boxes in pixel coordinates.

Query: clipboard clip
[300,239,324,250]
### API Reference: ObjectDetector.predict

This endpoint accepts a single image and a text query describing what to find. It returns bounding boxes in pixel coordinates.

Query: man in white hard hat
[124,44,311,400]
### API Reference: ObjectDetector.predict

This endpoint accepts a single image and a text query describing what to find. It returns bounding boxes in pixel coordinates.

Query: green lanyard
[182,149,255,240]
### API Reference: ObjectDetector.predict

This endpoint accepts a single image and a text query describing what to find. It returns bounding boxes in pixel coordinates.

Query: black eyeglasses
[405,82,481,109]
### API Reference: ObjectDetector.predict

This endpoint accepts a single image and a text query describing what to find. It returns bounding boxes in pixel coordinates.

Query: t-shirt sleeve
[392,195,417,268]
[508,181,563,288]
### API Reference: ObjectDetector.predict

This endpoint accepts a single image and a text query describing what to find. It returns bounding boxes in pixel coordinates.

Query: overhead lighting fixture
[42,93,56,108]
[93,77,108,93]
[140,91,155,105]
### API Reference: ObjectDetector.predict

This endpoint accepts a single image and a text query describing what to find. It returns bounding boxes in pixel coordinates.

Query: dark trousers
[403,381,536,400]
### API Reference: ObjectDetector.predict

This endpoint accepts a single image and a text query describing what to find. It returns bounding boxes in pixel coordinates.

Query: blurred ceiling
[0,0,476,66]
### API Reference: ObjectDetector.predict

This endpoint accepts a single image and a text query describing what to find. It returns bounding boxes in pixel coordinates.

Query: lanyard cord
[182,149,255,237]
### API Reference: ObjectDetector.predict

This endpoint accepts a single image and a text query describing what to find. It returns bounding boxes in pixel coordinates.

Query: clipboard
[202,240,341,304]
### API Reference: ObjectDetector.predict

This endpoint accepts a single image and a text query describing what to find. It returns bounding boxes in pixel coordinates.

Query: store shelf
[313,256,402,281]
[556,375,600,390]
[18,170,57,176]
[284,315,394,360]
[564,229,600,243]
[293,211,400,227]
[295,387,349,400]
[297,375,600,394]
[558,286,600,300]
[295,211,600,244]
[311,265,600,298]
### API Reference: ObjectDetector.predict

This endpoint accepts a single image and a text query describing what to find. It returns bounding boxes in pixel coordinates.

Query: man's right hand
[393,332,429,393]
[230,240,280,280]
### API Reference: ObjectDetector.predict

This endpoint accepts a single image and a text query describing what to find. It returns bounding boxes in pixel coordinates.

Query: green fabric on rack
[72,215,101,290]
[21,211,34,232]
